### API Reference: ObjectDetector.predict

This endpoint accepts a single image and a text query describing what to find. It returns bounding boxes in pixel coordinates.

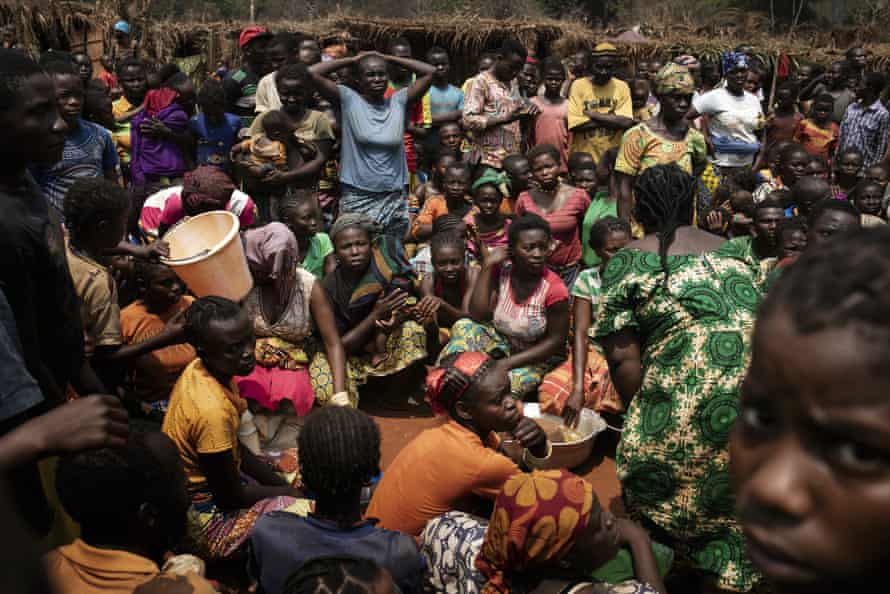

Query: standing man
[567,43,634,164]
[839,72,890,170]
[225,26,272,129]
[463,38,538,170]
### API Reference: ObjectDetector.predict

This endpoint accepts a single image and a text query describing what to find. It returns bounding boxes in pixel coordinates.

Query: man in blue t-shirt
[31,62,119,217]
[190,80,242,172]
[424,47,464,169]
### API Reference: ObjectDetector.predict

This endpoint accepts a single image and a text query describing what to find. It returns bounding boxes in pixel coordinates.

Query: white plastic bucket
[160,210,253,301]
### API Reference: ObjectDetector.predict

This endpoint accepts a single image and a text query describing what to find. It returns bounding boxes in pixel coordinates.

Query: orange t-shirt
[120,296,196,403]
[411,194,512,239]
[794,118,839,161]
[365,420,519,536]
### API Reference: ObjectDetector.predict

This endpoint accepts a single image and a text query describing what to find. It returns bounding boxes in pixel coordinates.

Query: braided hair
[282,557,388,594]
[633,163,696,284]
[760,227,890,377]
[183,296,243,349]
[589,216,631,251]
[297,407,380,526]
[431,229,466,260]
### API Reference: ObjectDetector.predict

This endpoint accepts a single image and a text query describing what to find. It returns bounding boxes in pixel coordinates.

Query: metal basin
[502,404,607,470]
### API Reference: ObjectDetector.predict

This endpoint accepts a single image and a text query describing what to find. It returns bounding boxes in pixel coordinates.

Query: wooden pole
[250,0,255,22]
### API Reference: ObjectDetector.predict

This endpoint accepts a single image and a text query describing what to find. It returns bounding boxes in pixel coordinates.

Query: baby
[233,109,315,178]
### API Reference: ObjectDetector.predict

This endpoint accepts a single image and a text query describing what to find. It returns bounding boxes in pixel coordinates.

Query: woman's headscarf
[182,166,236,215]
[476,470,594,594]
[722,51,750,75]
[244,222,299,305]
[329,212,381,241]
[472,168,511,196]
[673,54,700,71]
[653,63,695,96]
[425,351,494,415]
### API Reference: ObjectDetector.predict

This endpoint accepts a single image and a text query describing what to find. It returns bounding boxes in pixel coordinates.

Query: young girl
[465,168,511,262]
[411,161,472,242]
[419,231,477,340]
[540,216,629,423]
[730,228,890,594]
[832,147,864,200]
[277,193,336,279]
[793,93,839,161]
[516,143,591,287]
[411,150,456,216]
[530,57,570,174]
[851,180,887,227]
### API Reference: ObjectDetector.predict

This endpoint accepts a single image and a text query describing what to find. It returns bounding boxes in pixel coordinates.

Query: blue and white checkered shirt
[839,99,890,169]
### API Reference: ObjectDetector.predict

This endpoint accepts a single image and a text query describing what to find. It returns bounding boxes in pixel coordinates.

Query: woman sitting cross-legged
[366,351,552,537]
[422,469,667,594]
[440,212,570,400]
[161,297,302,560]
[316,213,429,407]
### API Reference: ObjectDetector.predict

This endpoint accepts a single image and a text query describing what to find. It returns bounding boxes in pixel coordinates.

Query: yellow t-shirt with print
[568,77,632,163]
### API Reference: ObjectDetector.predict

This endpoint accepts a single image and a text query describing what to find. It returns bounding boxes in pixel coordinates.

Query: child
[190,79,242,171]
[530,57,570,173]
[777,215,807,261]
[791,175,833,219]
[410,213,468,278]
[793,93,839,160]
[501,153,532,214]
[630,78,655,121]
[419,231,477,341]
[806,154,830,180]
[832,146,864,200]
[82,82,115,130]
[580,149,620,267]
[753,142,810,202]
[863,162,890,214]
[850,180,887,227]
[730,228,890,594]
[411,161,472,241]
[237,109,296,178]
[465,168,512,261]
[412,150,457,214]
[64,178,187,392]
[540,216,629,420]
[765,81,803,147]
[120,261,196,409]
[437,120,465,161]
[277,192,336,278]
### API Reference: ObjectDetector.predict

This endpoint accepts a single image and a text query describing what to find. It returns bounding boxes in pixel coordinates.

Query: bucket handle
[161,248,211,264]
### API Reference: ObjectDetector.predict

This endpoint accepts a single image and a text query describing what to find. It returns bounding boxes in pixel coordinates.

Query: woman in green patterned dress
[595,164,762,592]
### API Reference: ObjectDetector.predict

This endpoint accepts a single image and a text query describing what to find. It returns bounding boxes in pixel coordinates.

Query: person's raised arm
[310,282,348,396]
[599,328,642,409]
[502,300,569,370]
[308,56,357,103]
[384,55,435,105]
[468,247,508,321]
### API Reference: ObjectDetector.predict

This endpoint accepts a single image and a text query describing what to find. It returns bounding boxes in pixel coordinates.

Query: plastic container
[160,210,253,301]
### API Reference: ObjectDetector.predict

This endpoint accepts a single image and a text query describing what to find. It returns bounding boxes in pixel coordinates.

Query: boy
[426,47,464,145]
[630,78,655,121]
[190,79,242,171]
[530,57,570,173]
[765,81,802,147]
[411,162,472,241]
[31,61,119,217]
[793,93,839,160]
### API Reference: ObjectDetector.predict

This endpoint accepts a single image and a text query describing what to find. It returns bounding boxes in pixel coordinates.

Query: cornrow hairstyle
[63,178,130,243]
[633,164,695,283]
[277,191,318,224]
[183,296,243,349]
[526,143,561,167]
[282,557,388,594]
[589,216,631,250]
[807,197,861,228]
[298,408,380,523]
[432,213,465,235]
[508,212,551,249]
[759,227,890,377]
[197,79,226,109]
[0,49,44,111]
[436,352,498,412]
[431,229,467,258]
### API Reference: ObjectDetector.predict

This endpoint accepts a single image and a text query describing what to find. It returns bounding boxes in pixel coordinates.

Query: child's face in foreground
[264,122,291,142]
[780,229,807,259]
[837,153,863,179]
[432,244,465,284]
[570,168,597,195]
[731,308,890,593]
[594,230,629,267]
[855,184,884,216]
[865,166,890,188]
[144,267,185,311]
[443,169,470,202]
[439,125,463,152]
[542,67,565,97]
[806,159,829,180]
[199,312,256,378]
[473,185,504,217]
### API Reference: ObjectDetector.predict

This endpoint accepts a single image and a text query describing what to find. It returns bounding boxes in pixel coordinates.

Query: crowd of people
[1,18,889,594]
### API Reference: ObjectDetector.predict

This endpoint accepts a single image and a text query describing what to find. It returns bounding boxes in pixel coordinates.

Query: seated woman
[139,166,255,241]
[418,230,477,343]
[249,407,426,594]
[277,193,336,279]
[131,66,195,186]
[440,213,570,400]
[516,144,591,288]
[120,261,196,410]
[237,222,348,440]
[422,470,666,594]
[366,351,551,537]
[317,213,428,407]
[161,297,302,560]
[539,217,630,424]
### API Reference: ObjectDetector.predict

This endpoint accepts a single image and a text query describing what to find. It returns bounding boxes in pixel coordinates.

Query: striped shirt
[839,99,890,169]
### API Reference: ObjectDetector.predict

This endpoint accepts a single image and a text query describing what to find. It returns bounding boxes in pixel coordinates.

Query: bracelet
[522,440,553,470]
[330,391,351,407]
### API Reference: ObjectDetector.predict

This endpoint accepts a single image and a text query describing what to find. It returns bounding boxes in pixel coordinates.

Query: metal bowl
[502,404,607,470]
